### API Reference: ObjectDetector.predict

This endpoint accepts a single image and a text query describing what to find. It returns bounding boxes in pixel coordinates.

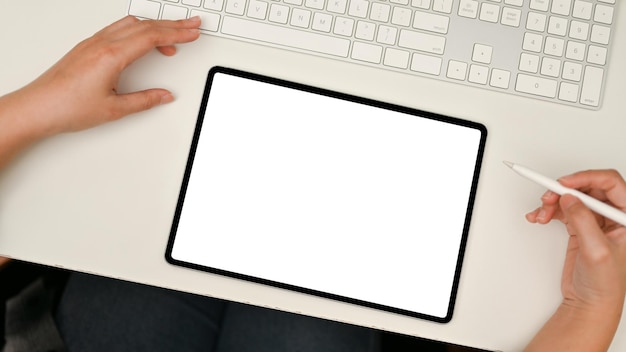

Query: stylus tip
[503,161,514,168]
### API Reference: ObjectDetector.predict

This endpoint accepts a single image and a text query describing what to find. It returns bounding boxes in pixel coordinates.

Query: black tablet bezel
[166,66,487,323]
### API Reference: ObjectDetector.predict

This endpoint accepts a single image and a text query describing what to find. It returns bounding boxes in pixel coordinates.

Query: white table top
[1,1,625,351]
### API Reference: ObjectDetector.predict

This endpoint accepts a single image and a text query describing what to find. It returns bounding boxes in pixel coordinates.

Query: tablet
[166,67,487,323]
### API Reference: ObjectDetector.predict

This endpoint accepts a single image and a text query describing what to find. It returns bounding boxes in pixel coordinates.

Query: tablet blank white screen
[171,72,483,319]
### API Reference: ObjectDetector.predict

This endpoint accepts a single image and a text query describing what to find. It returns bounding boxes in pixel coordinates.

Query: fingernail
[557,175,573,183]
[537,209,546,221]
[161,93,174,104]
[541,190,555,200]
[189,16,201,22]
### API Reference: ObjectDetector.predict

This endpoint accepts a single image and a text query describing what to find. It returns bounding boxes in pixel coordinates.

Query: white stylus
[504,161,626,227]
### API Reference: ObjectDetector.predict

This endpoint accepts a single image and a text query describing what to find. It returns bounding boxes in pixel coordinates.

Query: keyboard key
[377,26,398,45]
[333,17,355,36]
[562,61,583,81]
[290,8,311,27]
[458,0,479,19]
[129,0,161,19]
[547,16,567,36]
[594,4,614,24]
[529,0,549,12]
[541,57,561,77]
[191,9,220,31]
[225,0,246,15]
[472,44,492,64]
[558,82,579,102]
[479,3,500,23]
[519,53,539,73]
[446,60,467,80]
[565,41,585,61]
[410,53,442,75]
[468,64,489,84]
[412,0,432,10]
[572,0,592,20]
[351,42,383,63]
[398,29,446,55]
[501,7,521,27]
[411,0,431,10]
[522,32,543,52]
[370,3,391,22]
[551,0,572,16]
[269,3,289,24]
[580,66,603,106]
[221,16,350,57]
[204,0,224,11]
[515,74,557,98]
[412,11,450,34]
[305,0,324,10]
[348,0,368,18]
[355,21,376,40]
[569,21,589,40]
[490,69,510,89]
[526,12,546,32]
[182,0,202,6]
[590,25,610,45]
[544,37,564,57]
[162,4,188,19]
[247,1,268,20]
[326,0,346,13]
[391,7,412,27]
[433,0,453,14]
[383,48,410,69]
[504,0,523,6]
[312,12,332,32]
[587,45,607,65]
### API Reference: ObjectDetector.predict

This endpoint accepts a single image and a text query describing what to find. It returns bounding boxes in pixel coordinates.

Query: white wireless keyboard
[128,0,617,110]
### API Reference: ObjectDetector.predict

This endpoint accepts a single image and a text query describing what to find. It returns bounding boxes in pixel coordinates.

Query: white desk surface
[1,1,625,351]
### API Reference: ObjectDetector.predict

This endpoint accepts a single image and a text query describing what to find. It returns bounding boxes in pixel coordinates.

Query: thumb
[561,194,609,258]
[112,89,175,119]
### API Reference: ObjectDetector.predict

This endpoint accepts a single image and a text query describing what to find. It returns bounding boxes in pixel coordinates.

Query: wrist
[0,86,60,142]
[557,299,622,349]
[0,87,60,168]
[525,300,623,352]
[561,292,625,321]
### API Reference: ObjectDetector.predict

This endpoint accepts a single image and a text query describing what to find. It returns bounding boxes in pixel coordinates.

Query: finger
[109,89,175,120]
[116,16,202,41]
[526,206,566,224]
[526,191,563,224]
[538,190,562,222]
[526,207,542,223]
[560,194,609,258]
[541,190,560,204]
[157,45,177,56]
[120,24,199,66]
[558,169,626,210]
[95,16,140,36]
[106,17,201,68]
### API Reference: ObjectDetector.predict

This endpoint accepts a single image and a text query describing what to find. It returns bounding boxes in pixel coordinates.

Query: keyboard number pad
[518,2,615,107]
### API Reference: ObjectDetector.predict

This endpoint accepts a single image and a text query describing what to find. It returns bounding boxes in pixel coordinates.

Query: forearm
[0,87,53,169]
[525,301,623,352]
